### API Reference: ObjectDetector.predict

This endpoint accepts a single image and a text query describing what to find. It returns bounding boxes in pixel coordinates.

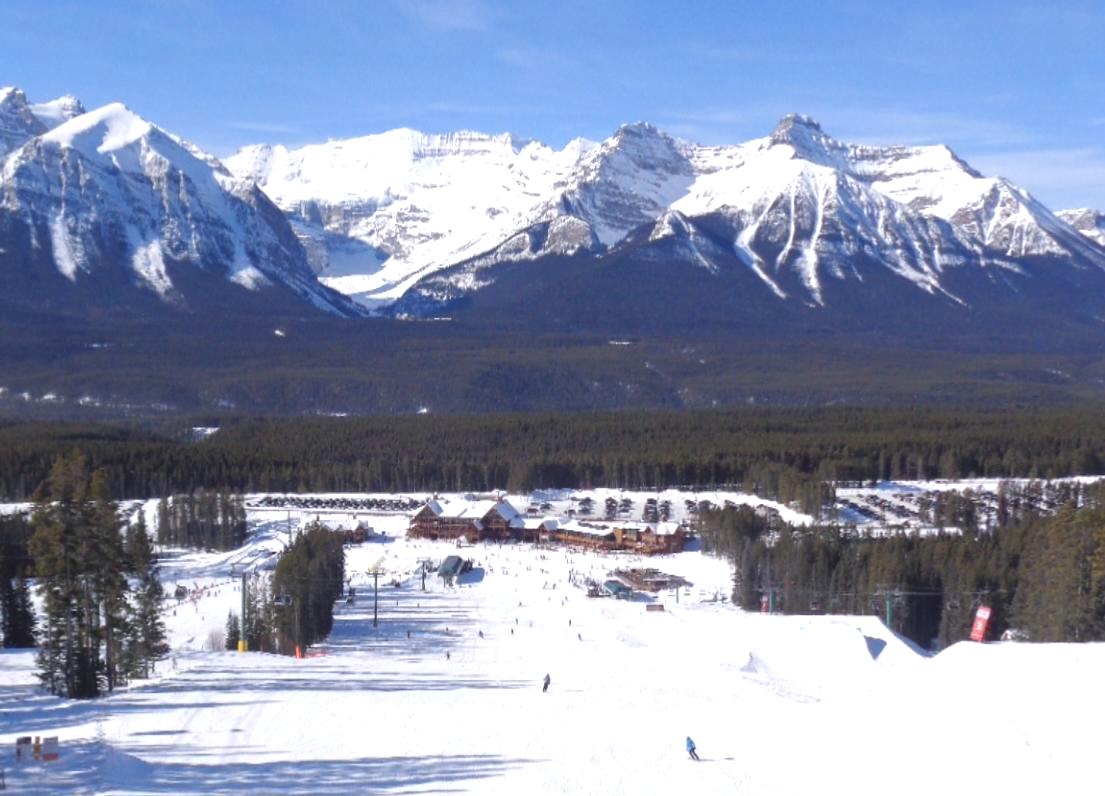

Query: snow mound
[740,615,923,695]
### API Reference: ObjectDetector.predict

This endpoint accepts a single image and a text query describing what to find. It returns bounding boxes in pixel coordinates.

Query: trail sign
[970,605,992,642]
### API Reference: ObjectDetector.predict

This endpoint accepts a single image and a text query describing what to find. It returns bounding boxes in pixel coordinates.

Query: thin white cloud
[395,0,493,31]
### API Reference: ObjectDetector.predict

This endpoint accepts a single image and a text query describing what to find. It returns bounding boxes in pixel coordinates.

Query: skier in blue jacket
[686,736,700,760]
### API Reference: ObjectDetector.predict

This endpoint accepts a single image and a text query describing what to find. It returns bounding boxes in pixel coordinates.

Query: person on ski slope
[542,673,551,692]
[686,736,700,760]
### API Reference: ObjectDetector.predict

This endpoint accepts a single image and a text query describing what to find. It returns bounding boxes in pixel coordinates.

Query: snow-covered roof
[654,521,684,536]
[426,498,520,522]
[556,520,617,538]
[520,516,558,530]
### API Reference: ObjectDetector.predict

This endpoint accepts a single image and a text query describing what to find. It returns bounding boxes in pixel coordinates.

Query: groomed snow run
[0,505,1100,794]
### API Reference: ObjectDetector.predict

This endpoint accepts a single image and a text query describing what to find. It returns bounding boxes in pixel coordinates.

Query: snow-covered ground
[2,503,1102,795]
[834,476,1105,535]
[243,487,811,528]
[8,478,1102,537]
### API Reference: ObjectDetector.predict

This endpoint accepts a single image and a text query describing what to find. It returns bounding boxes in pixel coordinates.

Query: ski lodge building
[407,497,521,542]
[408,497,686,554]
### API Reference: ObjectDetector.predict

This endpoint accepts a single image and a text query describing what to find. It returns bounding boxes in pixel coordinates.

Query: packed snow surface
[1,493,1100,794]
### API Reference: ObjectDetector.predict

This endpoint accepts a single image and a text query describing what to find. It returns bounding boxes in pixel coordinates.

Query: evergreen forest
[2,408,1105,509]
[699,479,1105,647]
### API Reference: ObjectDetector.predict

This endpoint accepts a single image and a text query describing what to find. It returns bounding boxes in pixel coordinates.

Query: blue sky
[4,0,1104,208]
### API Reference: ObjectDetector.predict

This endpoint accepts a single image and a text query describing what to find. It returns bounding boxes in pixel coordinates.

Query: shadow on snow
[4,739,537,796]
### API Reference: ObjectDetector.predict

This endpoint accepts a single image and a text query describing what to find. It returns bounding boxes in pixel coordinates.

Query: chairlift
[273,594,292,607]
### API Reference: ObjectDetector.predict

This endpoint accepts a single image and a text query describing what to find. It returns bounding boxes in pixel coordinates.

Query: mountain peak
[769,113,838,153]
[616,121,662,135]
[0,86,46,157]
[605,121,684,162]
[773,113,823,134]
[42,102,153,154]
[0,86,26,106]
[612,121,675,146]
[29,94,86,130]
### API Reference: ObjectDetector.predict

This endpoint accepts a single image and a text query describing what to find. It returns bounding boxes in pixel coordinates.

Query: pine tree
[157,496,171,546]
[125,512,169,679]
[87,470,130,691]
[2,575,37,648]
[225,610,241,651]
[29,453,134,698]
[30,451,100,697]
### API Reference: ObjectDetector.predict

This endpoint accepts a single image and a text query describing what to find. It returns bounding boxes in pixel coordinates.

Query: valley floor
[1,510,1101,794]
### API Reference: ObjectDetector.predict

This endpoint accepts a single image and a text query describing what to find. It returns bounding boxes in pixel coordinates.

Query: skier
[542,673,551,693]
[686,736,700,761]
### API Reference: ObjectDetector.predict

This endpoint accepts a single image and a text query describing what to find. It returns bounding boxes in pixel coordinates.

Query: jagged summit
[771,113,823,136]
[614,121,666,138]
[29,94,86,130]
[0,92,361,317]
[42,102,154,155]
[1057,208,1105,248]
[0,86,46,156]
[227,111,1105,311]
[768,113,850,166]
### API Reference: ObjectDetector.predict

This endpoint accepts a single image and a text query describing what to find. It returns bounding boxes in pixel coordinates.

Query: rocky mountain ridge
[0,87,361,318]
[229,113,1105,315]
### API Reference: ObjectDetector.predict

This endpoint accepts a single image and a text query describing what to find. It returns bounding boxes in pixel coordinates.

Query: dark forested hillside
[4,308,1105,418]
[1,407,1105,501]
[699,480,1105,648]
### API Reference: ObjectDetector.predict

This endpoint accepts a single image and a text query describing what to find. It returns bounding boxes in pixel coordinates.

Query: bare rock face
[1057,208,1105,248]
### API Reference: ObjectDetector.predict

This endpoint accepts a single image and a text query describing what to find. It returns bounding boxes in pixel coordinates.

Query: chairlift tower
[367,556,387,628]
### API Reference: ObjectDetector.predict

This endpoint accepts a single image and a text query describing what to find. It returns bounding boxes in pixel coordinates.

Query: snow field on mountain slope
[3,517,1104,795]
[227,130,589,299]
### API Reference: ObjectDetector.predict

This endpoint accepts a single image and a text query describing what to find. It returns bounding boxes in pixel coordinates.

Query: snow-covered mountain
[6,86,1105,331]
[0,87,46,157]
[232,114,1105,314]
[1057,208,1105,248]
[0,88,360,318]
[225,131,594,307]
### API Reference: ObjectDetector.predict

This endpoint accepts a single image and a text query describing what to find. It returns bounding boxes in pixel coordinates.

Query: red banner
[970,606,992,642]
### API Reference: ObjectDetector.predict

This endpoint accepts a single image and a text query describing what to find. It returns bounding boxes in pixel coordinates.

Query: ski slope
[1,508,1101,794]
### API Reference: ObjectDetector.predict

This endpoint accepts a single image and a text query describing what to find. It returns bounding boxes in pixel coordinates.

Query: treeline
[156,491,247,551]
[3,408,1105,508]
[270,524,345,654]
[0,513,35,647]
[224,526,345,656]
[699,481,1105,647]
[226,579,279,654]
[29,452,168,697]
